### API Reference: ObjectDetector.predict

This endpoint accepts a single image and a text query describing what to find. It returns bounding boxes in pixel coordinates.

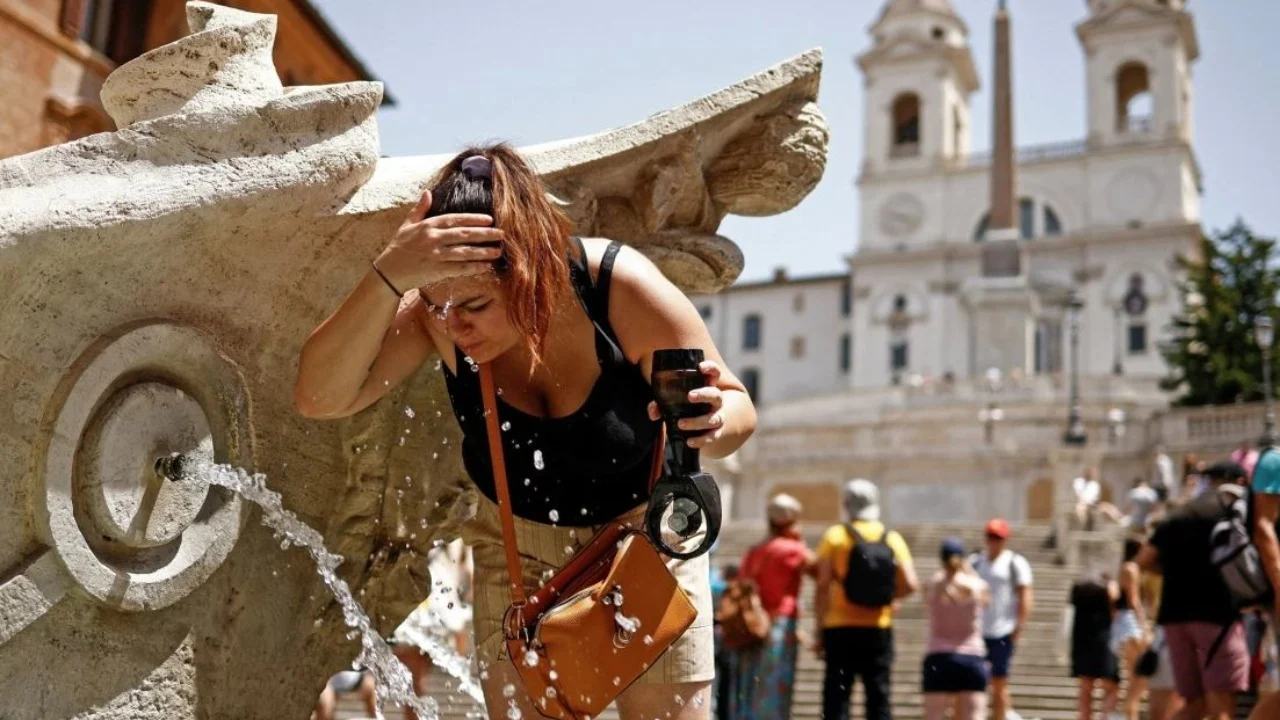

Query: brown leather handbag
[477,364,697,720]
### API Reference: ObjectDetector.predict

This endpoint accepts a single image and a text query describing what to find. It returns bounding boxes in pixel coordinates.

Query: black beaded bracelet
[371,261,405,299]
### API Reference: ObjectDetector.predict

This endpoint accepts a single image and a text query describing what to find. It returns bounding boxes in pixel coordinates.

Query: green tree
[1161,220,1280,406]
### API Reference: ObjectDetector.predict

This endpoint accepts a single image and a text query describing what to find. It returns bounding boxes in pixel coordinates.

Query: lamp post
[1064,289,1088,446]
[1257,316,1277,447]
[1112,306,1124,376]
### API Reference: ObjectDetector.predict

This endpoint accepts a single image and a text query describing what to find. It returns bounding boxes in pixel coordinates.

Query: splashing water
[170,446,483,718]
[532,450,544,471]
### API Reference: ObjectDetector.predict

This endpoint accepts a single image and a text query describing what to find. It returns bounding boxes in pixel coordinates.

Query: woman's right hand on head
[375,189,505,290]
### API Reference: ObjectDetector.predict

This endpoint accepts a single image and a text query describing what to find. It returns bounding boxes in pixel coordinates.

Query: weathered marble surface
[0,3,826,718]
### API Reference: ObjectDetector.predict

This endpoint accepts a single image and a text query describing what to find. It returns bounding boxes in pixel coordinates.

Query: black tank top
[443,239,663,526]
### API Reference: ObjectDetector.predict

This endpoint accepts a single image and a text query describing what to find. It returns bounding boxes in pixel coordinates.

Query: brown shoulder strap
[477,363,669,606]
[478,363,527,605]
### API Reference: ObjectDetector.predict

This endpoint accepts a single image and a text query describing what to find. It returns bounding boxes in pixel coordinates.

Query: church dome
[879,0,961,20]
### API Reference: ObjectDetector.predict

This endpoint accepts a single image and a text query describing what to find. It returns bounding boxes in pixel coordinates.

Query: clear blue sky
[313,0,1280,282]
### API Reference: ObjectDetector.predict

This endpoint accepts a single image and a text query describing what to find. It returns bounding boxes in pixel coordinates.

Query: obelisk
[965,0,1038,376]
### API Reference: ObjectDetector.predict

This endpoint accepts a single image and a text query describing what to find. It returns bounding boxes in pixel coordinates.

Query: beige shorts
[461,495,715,685]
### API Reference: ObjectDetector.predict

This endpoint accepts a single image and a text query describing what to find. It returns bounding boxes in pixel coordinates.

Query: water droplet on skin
[533,450,545,470]
[643,634,654,645]
[523,478,531,487]
[524,650,540,667]
[549,671,558,681]
[404,407,416,419]
[470,364,479,373]
[501,421,512,432]
[503,684,517,698]
[398,437,405,446]
[548,509,559,523]
[497,387,505,396]
[564,545,574,556]
[580,508,588,516]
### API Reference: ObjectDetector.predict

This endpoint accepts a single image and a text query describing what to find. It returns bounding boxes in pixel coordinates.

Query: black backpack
[840,524,898,607]
[1203,447,1278,665]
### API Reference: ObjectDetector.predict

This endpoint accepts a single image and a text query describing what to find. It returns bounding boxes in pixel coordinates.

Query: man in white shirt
[1072,467,1102,530]
[1153,445,1176,503]
[973,518,1035,720]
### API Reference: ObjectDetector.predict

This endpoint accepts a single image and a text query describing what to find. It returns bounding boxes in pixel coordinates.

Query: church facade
[854,0,1200,390]
[711,0,1215,527]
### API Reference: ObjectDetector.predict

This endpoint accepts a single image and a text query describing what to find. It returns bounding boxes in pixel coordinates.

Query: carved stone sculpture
[0,3,827,718]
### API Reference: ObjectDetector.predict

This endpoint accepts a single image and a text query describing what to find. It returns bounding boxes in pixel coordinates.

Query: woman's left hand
[647,360,726,448]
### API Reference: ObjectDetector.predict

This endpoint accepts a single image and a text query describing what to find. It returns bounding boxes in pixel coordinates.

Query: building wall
[1,0,377,160]
[690,276,851,407]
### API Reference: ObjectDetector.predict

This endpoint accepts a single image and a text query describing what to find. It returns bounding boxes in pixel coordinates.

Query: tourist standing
[815,479,918,720]
[725,494,814,719]
[1073,468,1103,530]
[972,518,1034,720]
[1124,477,1159,535]
[711,562,738,720]
[1152,444,1177,505]
[1110,540,1150,720]
[922,538,989,720]
[1069,571,1119,720]
[1137,461,1250,720]
[1249,447,1280,720]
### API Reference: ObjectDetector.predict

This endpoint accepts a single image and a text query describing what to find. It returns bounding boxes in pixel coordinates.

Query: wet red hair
[427,143,576,366]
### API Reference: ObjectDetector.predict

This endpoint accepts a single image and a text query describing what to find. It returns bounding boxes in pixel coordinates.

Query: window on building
[793,293,805,313]
[1035,319,1063,374]
[1018,198,1035,240]
[743,314,762,351]
[1128,323,1148,354]
[839,333,852,373]
[698,304,712,321]
[952,106,963,157]
[840,279,852,317]
[740,368,760,400]
[1116,62,1153,134]
[790,336,806,359]
[890,338,909,371]
[891,93,921,157]
[64,0,151,65]
[1044,206,1062,236]
[974,198,1063,241]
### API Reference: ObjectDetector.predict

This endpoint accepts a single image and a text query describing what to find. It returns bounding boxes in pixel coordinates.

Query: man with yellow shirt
[815,479,919,720]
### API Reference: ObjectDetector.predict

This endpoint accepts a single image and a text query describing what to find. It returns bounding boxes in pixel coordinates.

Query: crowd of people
[1064,441,1280,720]
[710,480,1036,720]
[711,441,1280,720]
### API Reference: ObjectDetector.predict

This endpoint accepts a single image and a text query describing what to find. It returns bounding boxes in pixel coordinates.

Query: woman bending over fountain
[294,143,755,720]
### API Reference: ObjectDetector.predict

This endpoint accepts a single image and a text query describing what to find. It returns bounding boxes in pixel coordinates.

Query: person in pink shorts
[1137,461,1251,720]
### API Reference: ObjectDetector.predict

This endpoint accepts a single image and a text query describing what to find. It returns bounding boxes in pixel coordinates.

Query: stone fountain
[0,3,827,718]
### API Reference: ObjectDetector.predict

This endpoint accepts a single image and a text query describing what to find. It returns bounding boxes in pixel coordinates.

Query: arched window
[974,198,1064,241]
[1116,62,1152,134]
[1044,206,1063,236]
[891,93,921,157]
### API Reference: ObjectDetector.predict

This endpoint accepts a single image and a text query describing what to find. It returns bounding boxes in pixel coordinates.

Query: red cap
[985,518,1011,539]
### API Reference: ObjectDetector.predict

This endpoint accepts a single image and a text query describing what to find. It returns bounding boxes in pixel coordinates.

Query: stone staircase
[338,521,1259,719]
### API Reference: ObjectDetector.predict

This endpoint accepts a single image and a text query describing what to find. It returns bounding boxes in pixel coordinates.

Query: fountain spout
[154,453,189,481]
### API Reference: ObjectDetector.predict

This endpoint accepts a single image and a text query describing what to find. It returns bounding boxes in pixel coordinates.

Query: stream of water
[170,441,484,719]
